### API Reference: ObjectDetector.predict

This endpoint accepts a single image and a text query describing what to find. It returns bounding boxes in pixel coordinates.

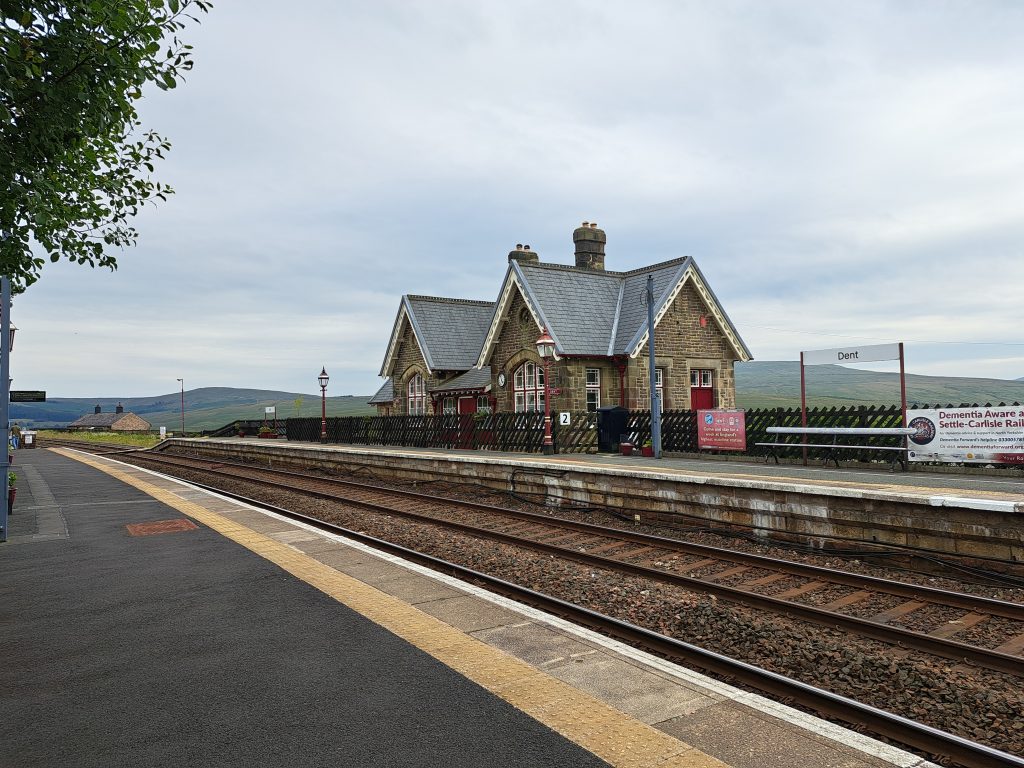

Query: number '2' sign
[559,412,571,426]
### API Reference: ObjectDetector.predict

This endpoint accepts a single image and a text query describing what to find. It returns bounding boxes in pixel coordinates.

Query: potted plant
[640,439,654,457]
[257,425,277,439]
[7,471,16,515]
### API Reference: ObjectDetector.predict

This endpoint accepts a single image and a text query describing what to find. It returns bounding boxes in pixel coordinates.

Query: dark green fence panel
[238,401,1024,458]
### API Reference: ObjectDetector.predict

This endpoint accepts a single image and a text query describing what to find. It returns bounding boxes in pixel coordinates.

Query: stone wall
[388,318,461,415]
[630,279,739,409]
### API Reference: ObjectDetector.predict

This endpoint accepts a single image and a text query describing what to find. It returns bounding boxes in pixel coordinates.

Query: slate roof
[380,296,495,376]
[368,378,394,404]
[68,411,150,429]
[477,258,751,365]
[429,367,491,393]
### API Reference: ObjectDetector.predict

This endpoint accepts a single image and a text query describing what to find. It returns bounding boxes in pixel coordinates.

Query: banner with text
[697,409,746,451]
[906,406,1024,464]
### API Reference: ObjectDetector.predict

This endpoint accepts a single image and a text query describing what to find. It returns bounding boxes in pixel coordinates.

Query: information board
[697,409,746,451]
[906,406,1024,464]
[10,390,45,402]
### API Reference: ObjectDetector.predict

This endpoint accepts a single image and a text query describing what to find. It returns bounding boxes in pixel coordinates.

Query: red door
[457,397,477,448]
[690,369,715,410]
[690,387,714,410]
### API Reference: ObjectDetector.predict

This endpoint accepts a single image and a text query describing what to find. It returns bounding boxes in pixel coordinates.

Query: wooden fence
[215,402,1021,457]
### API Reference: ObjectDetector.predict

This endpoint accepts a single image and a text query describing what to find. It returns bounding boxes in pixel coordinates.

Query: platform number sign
[559,412,571,426]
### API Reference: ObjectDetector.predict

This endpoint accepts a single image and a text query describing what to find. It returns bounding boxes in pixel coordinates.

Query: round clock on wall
[497,372,506,387]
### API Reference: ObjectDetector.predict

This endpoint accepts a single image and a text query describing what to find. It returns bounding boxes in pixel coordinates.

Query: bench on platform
[755,426,917,471]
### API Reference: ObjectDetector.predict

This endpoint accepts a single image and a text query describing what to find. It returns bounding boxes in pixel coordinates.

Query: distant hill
[11,387,374,431]
[12,366,1024,429]
[736,362,1024,409]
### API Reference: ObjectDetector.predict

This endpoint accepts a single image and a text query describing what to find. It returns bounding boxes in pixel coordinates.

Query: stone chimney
[94,404,101,414]
[116,403,124,414]
[573,221,606,270]
[507,243,539,265]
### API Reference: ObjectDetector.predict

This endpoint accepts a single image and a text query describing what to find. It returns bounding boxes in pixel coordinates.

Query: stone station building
[370,223,751,417]
[68,404,151,432]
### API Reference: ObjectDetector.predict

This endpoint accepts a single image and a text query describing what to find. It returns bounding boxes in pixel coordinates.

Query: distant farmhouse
[370,222,751,416]
[68,404,151,432]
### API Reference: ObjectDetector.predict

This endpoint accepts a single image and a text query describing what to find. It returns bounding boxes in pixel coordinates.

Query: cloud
[13,0,1024,397]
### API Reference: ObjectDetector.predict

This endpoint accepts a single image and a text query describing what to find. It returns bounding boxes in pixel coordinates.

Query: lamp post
[176,378,185,437]
[535,328,555,455]
[318,367,329,443]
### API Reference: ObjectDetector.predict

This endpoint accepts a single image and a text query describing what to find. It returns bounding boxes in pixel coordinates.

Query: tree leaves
[0,0,212,290]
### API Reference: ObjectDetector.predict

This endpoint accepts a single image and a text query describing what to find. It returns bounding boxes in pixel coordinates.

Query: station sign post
[799,342,907,465]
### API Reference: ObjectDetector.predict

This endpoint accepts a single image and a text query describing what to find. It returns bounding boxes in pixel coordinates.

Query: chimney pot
[572,221,606,270]
[116,403,124,414]
[508,243,540,265]
[94,404,101,414]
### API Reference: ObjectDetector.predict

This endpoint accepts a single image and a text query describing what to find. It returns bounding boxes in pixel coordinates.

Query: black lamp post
[318,367,329,442]
[535,328,555,454]
[176,378,185,437]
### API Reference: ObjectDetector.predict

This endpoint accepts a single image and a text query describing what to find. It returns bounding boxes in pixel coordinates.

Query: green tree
[293,396,303,417]
[1,0,211,290]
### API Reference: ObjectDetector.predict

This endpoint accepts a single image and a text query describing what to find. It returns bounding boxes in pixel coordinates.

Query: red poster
[697,409,746,451]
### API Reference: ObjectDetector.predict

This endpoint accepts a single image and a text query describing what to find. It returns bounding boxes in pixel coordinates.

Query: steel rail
[138,451,1024,618]
[128,451,1024,676]
[153,471,1024,768]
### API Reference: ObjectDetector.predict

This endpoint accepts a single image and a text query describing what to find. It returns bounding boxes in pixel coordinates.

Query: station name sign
[802,343,900,366]
[10,390,46,402]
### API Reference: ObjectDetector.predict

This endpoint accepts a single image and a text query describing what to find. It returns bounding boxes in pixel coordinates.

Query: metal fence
[217,402,1021,457]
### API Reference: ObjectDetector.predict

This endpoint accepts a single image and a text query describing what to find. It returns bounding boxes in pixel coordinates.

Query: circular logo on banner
[908,417,937,446]
[704,413,714,425]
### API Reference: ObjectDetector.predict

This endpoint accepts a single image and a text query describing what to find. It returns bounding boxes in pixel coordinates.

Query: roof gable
[622,261,752,361]
[379,295,494,377]
[476,256,751,364]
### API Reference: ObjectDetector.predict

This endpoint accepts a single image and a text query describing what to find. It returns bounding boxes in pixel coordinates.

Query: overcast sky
[13,0,1024,398]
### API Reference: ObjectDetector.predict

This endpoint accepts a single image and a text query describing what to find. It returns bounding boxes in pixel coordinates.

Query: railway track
[39,437,146,455]
[118,449,1024,677]
[82,447,1022,768]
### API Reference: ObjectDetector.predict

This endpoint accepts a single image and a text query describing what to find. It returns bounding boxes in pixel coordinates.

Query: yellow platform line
[55,448,728,768]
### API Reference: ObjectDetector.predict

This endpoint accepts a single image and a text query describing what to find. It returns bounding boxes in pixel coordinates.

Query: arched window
[512,361,545,413]
[407,374,426,415]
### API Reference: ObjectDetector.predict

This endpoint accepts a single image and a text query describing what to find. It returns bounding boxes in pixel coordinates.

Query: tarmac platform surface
[1,447,939,767]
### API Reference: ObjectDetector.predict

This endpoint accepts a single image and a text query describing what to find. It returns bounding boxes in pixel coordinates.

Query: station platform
[1,447,937,767]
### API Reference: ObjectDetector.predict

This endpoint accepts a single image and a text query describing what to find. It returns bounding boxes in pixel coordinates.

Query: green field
[35,430,162,448]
